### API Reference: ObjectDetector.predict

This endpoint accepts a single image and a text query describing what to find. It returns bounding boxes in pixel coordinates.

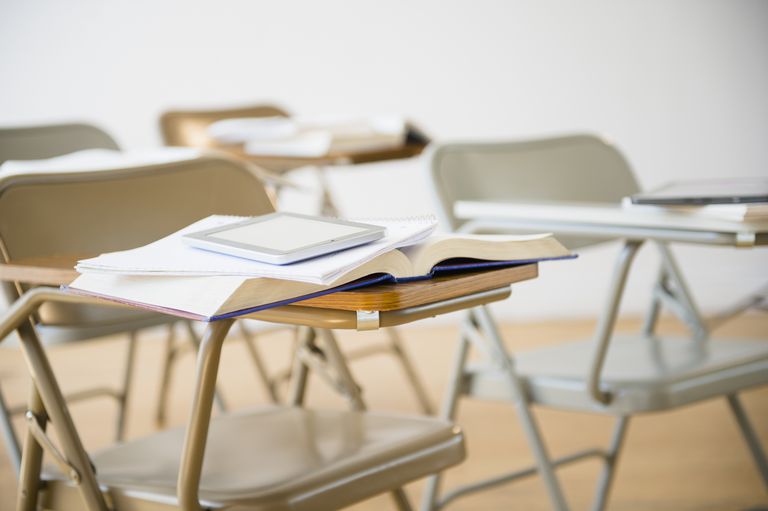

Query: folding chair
[421,135,768,511]
[0,155,465,511]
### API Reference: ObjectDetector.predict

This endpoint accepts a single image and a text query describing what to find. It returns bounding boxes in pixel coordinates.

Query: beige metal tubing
[314,330,414,511]
[420,325,472,510]
[288,327,315,406]
[590,416,629,511]
[382,328,434,415]
[588,240,643,405]
[237,321,281,403]
[316,329,366,411]
[653,241,708,339]
[115,330,138,441]
[17,384,46,511]
[473,305,569,511]
[727,394,768,488]
[177,318,234,511]
[0,288,110,511]
[245,286,511,330]
[0,381,20,475]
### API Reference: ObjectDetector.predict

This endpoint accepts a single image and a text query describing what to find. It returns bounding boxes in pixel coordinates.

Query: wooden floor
[0,315,766,510]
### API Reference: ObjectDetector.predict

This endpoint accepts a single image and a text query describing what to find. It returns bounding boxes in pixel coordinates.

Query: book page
[399,233,570,275]
[69,273,247,318]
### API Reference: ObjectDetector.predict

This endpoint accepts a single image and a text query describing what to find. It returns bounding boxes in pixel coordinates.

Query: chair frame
[2,282,499,511]
[420,135,768,511]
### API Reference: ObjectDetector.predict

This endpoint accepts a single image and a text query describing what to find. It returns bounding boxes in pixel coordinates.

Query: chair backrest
[160,104,290,148]
[429,134,641,249]
[0,156,275,323]
[0,156,274,263]
[0,123,119,164]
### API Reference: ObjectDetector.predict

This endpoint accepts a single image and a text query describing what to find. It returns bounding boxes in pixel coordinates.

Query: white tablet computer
[182,212,386,265]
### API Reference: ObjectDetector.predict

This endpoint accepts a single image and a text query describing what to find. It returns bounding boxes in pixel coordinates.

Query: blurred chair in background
[421,135,768,511]
[0,123,183,475]
[160,104,290,150]
[0,123,119,161]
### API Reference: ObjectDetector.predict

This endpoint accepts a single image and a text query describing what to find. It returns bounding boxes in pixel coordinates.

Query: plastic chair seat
[462,335,768,414]
[50,406,464,509]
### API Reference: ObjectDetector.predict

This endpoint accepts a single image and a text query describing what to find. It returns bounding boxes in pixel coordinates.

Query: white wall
[2,0,766,321]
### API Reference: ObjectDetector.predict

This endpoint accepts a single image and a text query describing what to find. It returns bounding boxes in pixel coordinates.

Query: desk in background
[455,200,768,338]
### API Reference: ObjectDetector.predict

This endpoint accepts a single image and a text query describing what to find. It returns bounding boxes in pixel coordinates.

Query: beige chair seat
[33,303,173,344]
[463,335,768,414]
[45,406,463,510]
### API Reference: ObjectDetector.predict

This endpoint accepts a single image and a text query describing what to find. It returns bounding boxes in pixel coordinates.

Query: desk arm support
[0,287,109,343]
[588,240,643,405]
[177,318,235,511]
[356,310,380,330]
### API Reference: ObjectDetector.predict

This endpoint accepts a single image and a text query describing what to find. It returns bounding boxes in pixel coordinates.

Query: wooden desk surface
[1,256,537,314]
[299,264,537,311]
[220,142,426,169]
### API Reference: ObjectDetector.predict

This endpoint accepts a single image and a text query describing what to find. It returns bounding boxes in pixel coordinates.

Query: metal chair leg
[17,383,47,511]
[184,321,228,414]
[642,266,666,336]
[155,321,228,427]
[238,320,280,403]
[317,329,366,411]
[154,323,178,427]
[653,242,708,339]
[316,328,418,510]
[420,332,471,511]
[590,416,629,511]
[390,486,415,511]
[288,327,314,406]
[15,318,107,511]
[114,330,138,441]
[423,308,571,511]
[727,394,768,489]
[474,305,570,511]
[385,328,434,414]
[0,379,21,476]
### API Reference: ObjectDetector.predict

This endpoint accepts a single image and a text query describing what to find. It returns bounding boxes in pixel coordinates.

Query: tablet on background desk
[182,212,385,264]
[630,177,768,205]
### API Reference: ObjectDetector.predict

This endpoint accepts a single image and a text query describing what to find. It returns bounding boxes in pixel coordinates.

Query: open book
[69,229,572,321]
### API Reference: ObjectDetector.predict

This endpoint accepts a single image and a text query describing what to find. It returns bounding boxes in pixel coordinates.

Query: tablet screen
[208,214,371,252]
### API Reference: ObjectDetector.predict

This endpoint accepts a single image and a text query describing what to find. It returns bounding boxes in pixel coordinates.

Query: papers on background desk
[0,148,203,175]
[208,115,407,157]
[76,215,437,285]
